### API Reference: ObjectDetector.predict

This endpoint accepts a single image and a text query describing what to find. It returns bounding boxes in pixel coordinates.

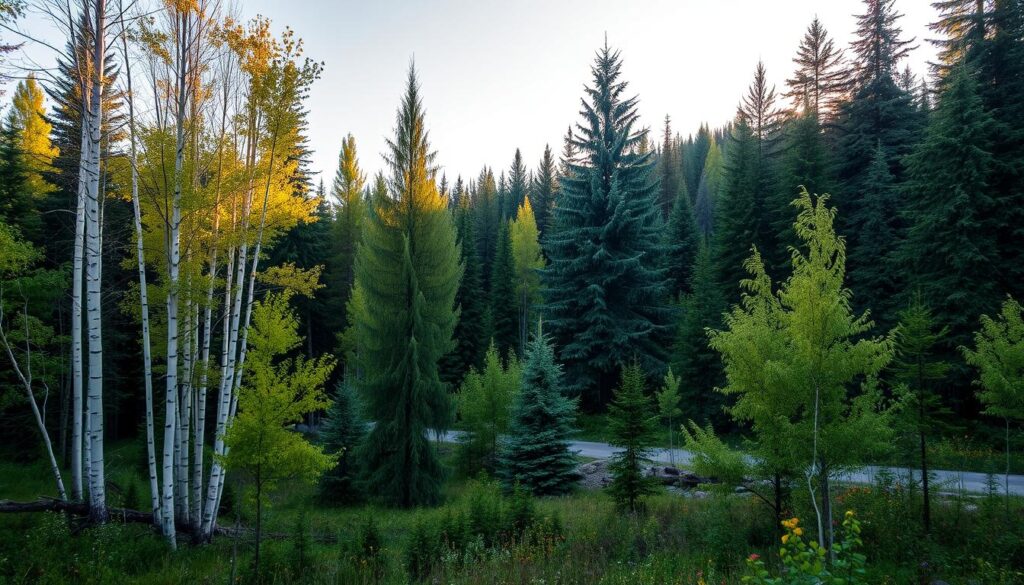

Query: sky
[8,0,940,188]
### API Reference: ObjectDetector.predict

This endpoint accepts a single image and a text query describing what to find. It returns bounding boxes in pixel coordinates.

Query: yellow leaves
[258,263,323,298]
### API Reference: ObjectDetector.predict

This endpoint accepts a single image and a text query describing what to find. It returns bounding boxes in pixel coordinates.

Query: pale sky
[8,0,940,188]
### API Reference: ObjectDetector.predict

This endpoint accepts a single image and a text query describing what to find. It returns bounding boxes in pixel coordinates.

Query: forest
[0,0,1022,583]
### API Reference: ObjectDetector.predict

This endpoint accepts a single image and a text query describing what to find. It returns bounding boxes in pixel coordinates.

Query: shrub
[744,511,867,585]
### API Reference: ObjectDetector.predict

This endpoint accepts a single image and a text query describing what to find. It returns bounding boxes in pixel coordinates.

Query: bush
[744,511,867,585]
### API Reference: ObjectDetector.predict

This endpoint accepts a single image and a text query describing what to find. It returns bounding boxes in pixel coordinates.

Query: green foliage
[710,189,895,545]
[848,145,898,326]
[441,187,489,388]
[456,342,521,475]
[326,133,367,345]
[351,66,461,507]
[607,362,659,513]
[489,221,518,357]
[964,297,1024,422]
[500,330,579,495]
[510,197,545,354]
[694,136,723,239]
[664,181,700,297]
[654,369,681,462]
[318,378,367,504]
[744,512,868,585]
[543,42,670,409]
[532,145,557,238]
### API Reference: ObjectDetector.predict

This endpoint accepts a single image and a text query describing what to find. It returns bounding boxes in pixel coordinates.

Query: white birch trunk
[83,0,108,522]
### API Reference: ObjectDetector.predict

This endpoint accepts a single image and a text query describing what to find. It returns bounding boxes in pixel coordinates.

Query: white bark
[83,0,108,522]
[70,120,87,502]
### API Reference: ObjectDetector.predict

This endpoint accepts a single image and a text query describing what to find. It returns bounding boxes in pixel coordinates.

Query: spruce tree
[607,361,659,513]
[531,145,557,238]
[773,107,834,262]
[683,124,712,200]
[507,148,529,219]
[490,221,519,357]
[318,379,367,504]
[499,329,579,496]
[352,66,461,507]
[848,144,898,325]
[784,17,849,123]
[694,135,723,239]
[664,182,700,297]
[473,167,500,285]
[657,115,683,217]
[897,66,998,403]
[441,188,488,387]
[542,42,670,409]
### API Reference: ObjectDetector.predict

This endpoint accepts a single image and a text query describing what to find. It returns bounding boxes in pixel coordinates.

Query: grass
[1,439,1023,584]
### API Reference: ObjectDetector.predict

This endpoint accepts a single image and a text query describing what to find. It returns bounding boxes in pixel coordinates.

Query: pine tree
[531,145,557,238]
[694,135,723,239]
[607,361,659,513]
[499,329,579,496]
[657,115,682,217]
[507,148,529,219]
[441,188,488,387]
[890,296,950,535]
[683,124,712,200]
[897,66,998,402]
[672,244,727,427]
[664,182,700,297]
[510,197,545,355]
[490,221,518,357]
[330,134,366,303]
[5,76,58,241]
[543,42,670,409]
[848,144,898,325]
[784,17,849,123]
[352,66,461,507]
[473,167,500,285]
[318,378,367,504]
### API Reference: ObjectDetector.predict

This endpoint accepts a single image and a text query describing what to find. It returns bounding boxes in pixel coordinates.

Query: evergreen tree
[657,115,683,217]
[441,188,488,387]
[672,244,727,427]
[664,181,700,297]
[897,66,998,402]
[507,148,529,219]
[510,197,545,355]
[352,66,461,507]
[330,134,367,309]
[890,296,950,535]
[318,378,367,504]
[683,124,712,200]
[543,42,670,409]
[773,107,834,262]
[500,329,579,496]
[490,221,518,357]
[848,144,898,325]
[456,342,521,475]
[5,76,58,241]
[0,120,35,236]
[694,135,723,239]
[531,145,557,238]
[784,17,849,123]
[606,361,659,513]
[655,368,682,467]
[473,167,500,285]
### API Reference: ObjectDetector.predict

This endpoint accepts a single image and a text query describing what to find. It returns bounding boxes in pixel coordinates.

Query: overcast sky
[8,0,940,188]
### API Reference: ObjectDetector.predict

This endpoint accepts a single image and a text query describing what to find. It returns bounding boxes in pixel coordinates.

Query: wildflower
[748,553,760,561]
[845,510,855,519]
[793,527,803,537]
[781,534,790,544]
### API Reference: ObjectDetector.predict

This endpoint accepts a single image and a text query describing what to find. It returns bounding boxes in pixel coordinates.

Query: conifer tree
[773,107,834,262]
[441,188,488,387]
[531,145,557,238]
[473,167,500,285]
[672,244,726,427]
[500,329,579,496]
[507,148,529,219]
[849,144,898,325]
[664,182,700,297]
[330,134,366,309]
[457,342,521,475]
[543,42,670,409]
[694,136,722,239]
[607,361,659,513]
[490,221,519,357]
[351,66,461,507]
[510,197,545,355]
[655,369,682,467]
[891,296,949,535]
[657,115,682,217]
[6,76,58,239]
[319,378,367,504]
[683,124,712,200]
[784,17,849,123]
[898,66,998,398]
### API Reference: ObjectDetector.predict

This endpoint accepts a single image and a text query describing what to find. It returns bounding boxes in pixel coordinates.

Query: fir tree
[441,188,488,387]
[657,115,683,217]
[507,148,529,219]
[773,106,834,262]
[318,378,367,504]
[473,167,500,285]
[352,66,461,507]
[890,296,950,535]
[490,221,519,357]
[330,134,367,304]
[848,144,898,325]
[511,197,545,355]
[456,342,521,475]
[671,244,726,427]
[499,329,579,496]
[897,66,998,404]
[606,361,659,513]
[531,145,557,238]
[694,135,723,239]
[784,17,849,123]
[683,124,712,201]
[542,42,670,409]
[664,181,700,297]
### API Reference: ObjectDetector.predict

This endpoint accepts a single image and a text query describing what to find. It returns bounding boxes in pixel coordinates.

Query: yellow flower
[794,527,804,537]
[845,510,855,519]
[781,534,790,544]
